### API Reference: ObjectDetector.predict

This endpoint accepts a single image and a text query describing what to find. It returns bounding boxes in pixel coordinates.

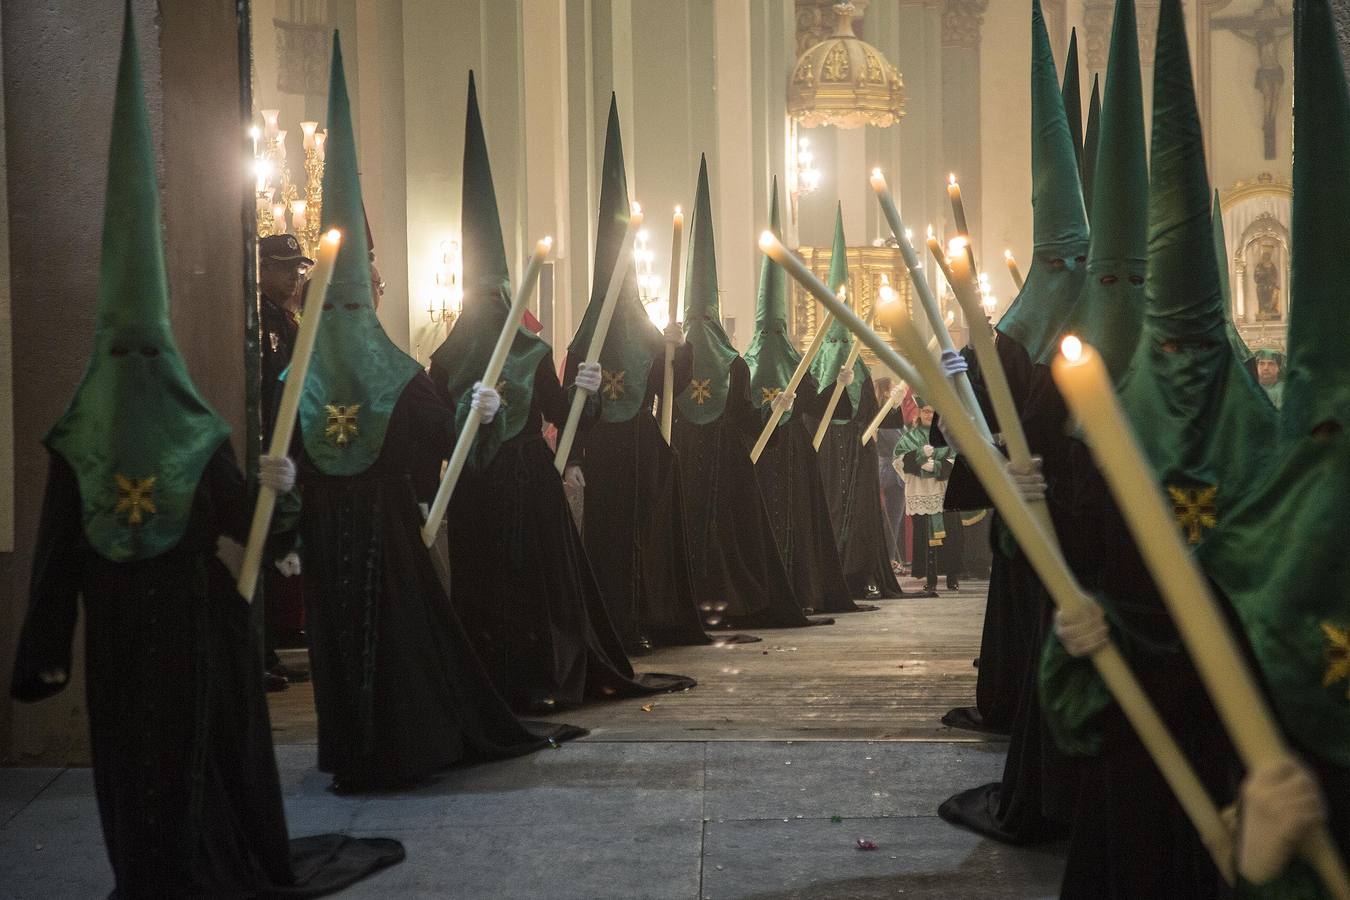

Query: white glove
[922,444,934,456]
[471,382,502,424]
[888,385,905,407]
[575,361,602,395]
[837,366,855,387]
[771,390,796,414]
[273,551,302,577]
[1054,598,1109,658]
[921,459,936,473]
[38,668,68,685]
[1009,456,1047,504]
[1237,756,1326,885]
[940,349,969,378]
[563,465,586,491]
[259,455,296,493]
[664,323,685,347]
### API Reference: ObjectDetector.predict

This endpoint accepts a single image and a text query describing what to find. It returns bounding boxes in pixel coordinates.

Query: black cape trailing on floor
[746,180,872,616]
[13,449,405,897]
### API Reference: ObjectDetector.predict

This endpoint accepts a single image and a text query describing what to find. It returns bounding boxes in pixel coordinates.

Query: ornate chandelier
[787,3,906,129]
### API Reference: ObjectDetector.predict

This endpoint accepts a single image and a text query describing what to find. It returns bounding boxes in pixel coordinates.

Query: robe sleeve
[10,454,84,702]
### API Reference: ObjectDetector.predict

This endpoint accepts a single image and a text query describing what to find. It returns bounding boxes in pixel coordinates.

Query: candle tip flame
[674,205,682,215]
[1003,249,1014,260]
[541,236,554,249]
[631,201,642,216]
[926,224,935,239]
[1061,335,1083,362]
[946,236,968,256]
[325,228,341,243]
[949,173,957,185]
[758,230,775,249]
[871,167,883,179]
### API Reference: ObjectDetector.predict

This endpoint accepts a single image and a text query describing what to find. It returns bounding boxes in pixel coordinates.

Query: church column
[941,0,987,328]
[713,0,757,347]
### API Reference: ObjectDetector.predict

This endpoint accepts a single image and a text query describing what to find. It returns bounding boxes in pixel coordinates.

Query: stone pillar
[940,0,987,320]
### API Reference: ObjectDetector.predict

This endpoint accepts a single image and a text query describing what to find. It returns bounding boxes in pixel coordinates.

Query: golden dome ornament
[788,3,905,129]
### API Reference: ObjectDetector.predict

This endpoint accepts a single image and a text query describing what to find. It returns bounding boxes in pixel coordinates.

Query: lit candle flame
[540,236,554,250]
[759,230,775,249]
[1004,249,1014,260]
[325,229,342,244]
[949,173,958,186]
[1061,335,1083,362]
[947,236,969,257]
[926,224,935,239]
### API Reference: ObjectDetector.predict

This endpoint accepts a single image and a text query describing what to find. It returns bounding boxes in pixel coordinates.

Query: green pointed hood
[296,33,421,476]
[1198,0,1350,773]
[1283,0,1350,440]
[745,178,803,425]
[567,94,663,423]
[675,155,740,425]
[807,205,867,415]
[1213,191,1255,366]
[430,71,550,442]
[1063,0,1147,383]
[1115,0,1276,541]
[1062,28,1085,180]
[995,0,1091,363]
[45,2,230,563]
[1082,75,1101,216]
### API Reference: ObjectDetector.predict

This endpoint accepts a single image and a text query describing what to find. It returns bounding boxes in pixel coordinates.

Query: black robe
[811,374,908,599]
[670,348,832,629]
[11,446,404,898]
[752,373,874,615]
[435,354,696,712]
[298,372,584,790]
[937,338,1077,845]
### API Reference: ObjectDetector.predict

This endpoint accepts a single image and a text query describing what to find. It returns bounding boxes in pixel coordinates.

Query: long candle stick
[925,229,958,294]
[748,308,837,464]
[1004,249,1025,291]
[812,340,863,451]
[1054,338,1350,898]
[554,205,644,474]
[861,382,904,445]
[422,237,552,547]
[947,173,979,276]
[759,230,1234,878]
[237,229,342,601]
[660,206,684,444]
[870,169,990,442]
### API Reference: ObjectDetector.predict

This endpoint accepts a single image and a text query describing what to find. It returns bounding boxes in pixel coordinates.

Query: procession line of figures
[11,0,1350,896]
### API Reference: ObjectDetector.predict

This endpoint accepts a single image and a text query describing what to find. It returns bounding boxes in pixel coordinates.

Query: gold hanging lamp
[787,2,905,129]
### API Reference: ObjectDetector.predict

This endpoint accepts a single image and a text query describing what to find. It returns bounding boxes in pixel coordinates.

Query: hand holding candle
[554,204,644,474]
[761,225,1234,880]
[661,206,684,444]
[749,306,837,464]
[812,339,864,451]
[1053,337,1350,897]
[422,237,552,547]
[238,229,342,601]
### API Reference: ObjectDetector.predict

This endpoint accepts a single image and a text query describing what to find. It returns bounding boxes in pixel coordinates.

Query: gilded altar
[787,244,914,368]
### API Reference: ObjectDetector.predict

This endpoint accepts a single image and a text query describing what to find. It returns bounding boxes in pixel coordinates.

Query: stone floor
[0,579,1069,898]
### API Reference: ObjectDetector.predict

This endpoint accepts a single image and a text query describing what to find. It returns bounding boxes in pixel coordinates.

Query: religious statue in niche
[275,0,331,97]
[1213,0,1292,160]
[1252,241,1282,321]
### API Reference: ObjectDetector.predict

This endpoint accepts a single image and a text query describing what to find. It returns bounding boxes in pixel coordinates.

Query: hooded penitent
[1213,190,1256,368]
[1115,0,1276,533]
[1201,0,1350,773]
[567,94,664,422]
[745,178,801,426]
[430,72,550,442]
[807,206,868,414]
[1082,75,1101,217]
[994,0,1091,364]
[1062,28,1084,180]
[44,4,231,563]
[1062,0,1147,383]
[297,34,421,477]
[675,155,740,425]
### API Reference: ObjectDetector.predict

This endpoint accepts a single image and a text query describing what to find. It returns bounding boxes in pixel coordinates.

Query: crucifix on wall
[1212,0,1292,160]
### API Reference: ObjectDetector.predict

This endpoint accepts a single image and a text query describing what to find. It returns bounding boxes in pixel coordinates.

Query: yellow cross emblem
[602,369,627,401]
[761,387,783,407]
[114,475,157,526]
[1322,622,1350,700]
[690,378,712,405]
[494,380,509,407]
[325,404,361,447]
[1168,484,1218,544]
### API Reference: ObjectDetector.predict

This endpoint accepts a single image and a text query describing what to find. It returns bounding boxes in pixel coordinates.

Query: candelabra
[429,239,463,327]
[251,109,325,259]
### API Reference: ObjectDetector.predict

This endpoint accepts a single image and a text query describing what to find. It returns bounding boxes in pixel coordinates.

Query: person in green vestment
[669,156,829,629]
[1254,348,1287,410]
[1200,0,1350,891]
[431,74,696,712]
[892,399,959,594]
[10,11,405,893]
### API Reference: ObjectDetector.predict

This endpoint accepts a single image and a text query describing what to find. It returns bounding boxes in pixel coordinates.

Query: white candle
[1052,336,1350,894]
[314,131,326,162]
[272,203,287,234]
[261,109,280,139]
[947,173,970,239]
[423,237,553,546]
[290,200,307,236]
[237,229,342,601]
[1004,249,1025,291]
